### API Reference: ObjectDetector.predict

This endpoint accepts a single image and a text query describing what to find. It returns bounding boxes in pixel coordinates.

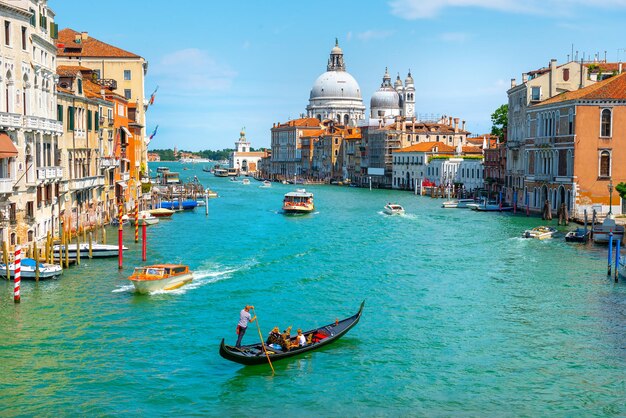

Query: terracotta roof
[57,28,141,58]
[275,117,320,128]
[57,65,93,76]
[56,86,74,94]
[462,146,482,154]
[586,63,622,73]
[394,142,455,153]
[234,152,265,157]
[539,72,626,105]
[300,129,325,137]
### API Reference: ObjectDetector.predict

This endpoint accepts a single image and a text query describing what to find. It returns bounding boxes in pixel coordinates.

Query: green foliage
[141,182,152,194]
[490,104,508,142]
[616,182,626,199]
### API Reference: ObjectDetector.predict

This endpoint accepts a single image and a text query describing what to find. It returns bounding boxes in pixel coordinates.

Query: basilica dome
[370,87,400,110]
[309,71,362,100]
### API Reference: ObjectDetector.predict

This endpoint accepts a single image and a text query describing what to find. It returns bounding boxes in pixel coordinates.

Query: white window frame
[600,108,612,138]
[598,149,611,178]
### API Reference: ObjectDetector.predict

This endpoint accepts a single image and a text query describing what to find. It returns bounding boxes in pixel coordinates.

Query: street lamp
[608,180,614,215]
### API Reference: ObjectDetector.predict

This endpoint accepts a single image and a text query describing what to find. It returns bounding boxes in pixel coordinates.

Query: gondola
[219,301,364,365]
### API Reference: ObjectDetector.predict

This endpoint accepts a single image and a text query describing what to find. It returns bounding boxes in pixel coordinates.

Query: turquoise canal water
[1,162,625,416]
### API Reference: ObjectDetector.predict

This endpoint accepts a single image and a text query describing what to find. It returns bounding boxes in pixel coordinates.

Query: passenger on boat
[266,326,282,347]
[280,326,293,350]
[235,305,257,348]
[295,329,306,347]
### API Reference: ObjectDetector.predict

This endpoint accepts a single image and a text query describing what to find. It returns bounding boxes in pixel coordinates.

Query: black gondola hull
[219,301,364,365]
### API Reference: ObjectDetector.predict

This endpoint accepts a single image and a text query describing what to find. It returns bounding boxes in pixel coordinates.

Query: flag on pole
[145,125,159,145]
[148,86,159,107]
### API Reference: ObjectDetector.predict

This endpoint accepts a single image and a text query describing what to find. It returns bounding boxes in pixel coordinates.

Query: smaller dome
[394,74,403,88]
[371,88,400,110]
[405,70,414,85]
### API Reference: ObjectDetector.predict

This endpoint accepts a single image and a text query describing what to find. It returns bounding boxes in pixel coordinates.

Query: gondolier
[235,305,257,348]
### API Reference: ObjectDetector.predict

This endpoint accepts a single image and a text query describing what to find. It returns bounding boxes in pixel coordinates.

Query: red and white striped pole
[134,202,139,243]
[14,245,21,303]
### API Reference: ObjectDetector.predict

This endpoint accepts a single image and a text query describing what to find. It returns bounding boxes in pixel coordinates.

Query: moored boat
[592,215,625,244]
[0,258,62,280]
[214,168,228,177]
[157,200,198,210]
[149,208,175,218]
[565,227,591,243]
[129,211,160,225]
[442,198,475,209]
[129,264,193,294]
[472,201,513,211]
[283,189,314,214]
[206,189,218,198]
[219,301,364,365]
[523,226,557,240]
[242,178,250,185]
[53,243,128,258]
[260,180,272,188]
[383,203,405,215]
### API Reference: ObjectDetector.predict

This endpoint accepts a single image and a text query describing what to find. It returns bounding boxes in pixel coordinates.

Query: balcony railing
[100,157,119,168]
[24,115,63,134]
[0,177,14,194]
[121,172,130,181]
[0,112,23,130]
[69,175,105,191]
[36,166,63,182]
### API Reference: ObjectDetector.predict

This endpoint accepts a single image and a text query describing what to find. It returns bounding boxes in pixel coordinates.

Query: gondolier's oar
[252,308,275,375]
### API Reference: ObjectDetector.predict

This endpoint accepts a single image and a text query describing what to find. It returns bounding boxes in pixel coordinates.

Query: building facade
[230,128,266,175]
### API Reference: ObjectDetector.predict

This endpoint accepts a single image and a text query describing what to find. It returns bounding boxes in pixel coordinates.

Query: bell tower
[236,128,250,153]
[404,70,415,118]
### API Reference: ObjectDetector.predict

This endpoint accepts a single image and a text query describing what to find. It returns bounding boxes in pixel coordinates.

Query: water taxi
[128,264,193,294]
[214,168,228,177]
[242,178,250,185]
[0,258,62,280]
[260,180,272,188]
[442,198,475,209]
[283,189,314,214]
[149,208,175,218]
[383,203,405,215]
[523,226,557,240]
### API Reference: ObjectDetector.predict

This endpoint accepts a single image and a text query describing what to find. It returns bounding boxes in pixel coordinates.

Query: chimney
[454,118,459,133]
[511,78,516,88]
[549,58,557,98]
[462,120,466,131]
[81,32,89,41]
[74,34,81,43]
[522,73,528,83]
[619,62,623,74]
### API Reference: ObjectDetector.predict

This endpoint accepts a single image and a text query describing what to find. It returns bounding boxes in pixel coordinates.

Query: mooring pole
[134,202,139,243]
[608,230,613,276]
[615,238,621,282]
[118,201,123,270]
[142,221,147,262]
[13,245,21,303]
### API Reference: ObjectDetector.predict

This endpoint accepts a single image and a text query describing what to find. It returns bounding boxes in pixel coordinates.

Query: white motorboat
[592,214,625,244]
[129,211,160,226]
[149,208,175,218]
[472,201,513,211]
[522,226,558,240]
[128,264,193,294]
[242,178,250,185]
[383,203,405,215]
[442,199,476,209]
[0,258,62,280]
[283,189,314,214]
[260,180,272,188]
[53,243,128,258]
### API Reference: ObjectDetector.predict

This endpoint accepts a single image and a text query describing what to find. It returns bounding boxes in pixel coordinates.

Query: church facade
[230,129,266,175]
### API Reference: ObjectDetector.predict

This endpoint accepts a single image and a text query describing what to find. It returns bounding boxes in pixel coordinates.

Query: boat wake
[112,284,135,293]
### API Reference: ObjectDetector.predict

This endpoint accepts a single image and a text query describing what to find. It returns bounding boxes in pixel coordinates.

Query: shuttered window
[57,104,63,122]
[68,106,74,131]
[95,111,99,131]
[87,110,92,130]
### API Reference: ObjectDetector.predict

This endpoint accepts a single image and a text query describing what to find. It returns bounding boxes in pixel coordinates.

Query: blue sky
[52,0,626,151]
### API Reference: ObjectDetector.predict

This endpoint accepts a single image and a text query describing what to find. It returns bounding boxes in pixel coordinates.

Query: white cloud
[356,30,394,41]
[152,48,237,96]
[440,32,471,43]
[389,0,626,19]
[346,31,353,41]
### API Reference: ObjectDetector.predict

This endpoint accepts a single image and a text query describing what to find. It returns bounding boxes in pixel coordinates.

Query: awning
[0,132,18,158]
[116,181,128,189]
[121,126,133,138]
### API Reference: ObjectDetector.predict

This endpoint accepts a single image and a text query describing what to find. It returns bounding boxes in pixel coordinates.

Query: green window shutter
[57,104,63,122]
[68,107,74,131]
[54,23,58,39]
[95,111,99,131]
[87,110,92,130]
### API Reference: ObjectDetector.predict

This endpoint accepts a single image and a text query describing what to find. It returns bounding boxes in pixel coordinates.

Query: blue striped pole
[608,230,613,276]
[615,238,620,281]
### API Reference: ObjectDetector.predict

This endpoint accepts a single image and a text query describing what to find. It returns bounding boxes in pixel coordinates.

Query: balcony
[0,178,14,194]
[69,175,105,191]
[24,115,63,134]
[0,112,22,130]
[100,157,119,169]
[36,166,63,182]
[121,172,130,181]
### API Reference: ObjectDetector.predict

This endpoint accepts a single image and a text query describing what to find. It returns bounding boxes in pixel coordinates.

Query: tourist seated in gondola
[280,326,293,350]
[266,326,282,349]
[294,329,306,348]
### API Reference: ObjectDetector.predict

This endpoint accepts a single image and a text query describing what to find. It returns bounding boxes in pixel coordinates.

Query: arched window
[344,114,349,125]
[601,109,612,137]
[568,109,574,135]
[599,151,611,177]
[555,110,560,135]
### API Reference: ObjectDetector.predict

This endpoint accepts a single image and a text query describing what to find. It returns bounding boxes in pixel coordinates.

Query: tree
[491,104,508,142]
[616,182,626,200]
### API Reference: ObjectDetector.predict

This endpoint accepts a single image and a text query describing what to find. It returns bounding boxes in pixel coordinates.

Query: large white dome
[371,87,400,110]
[309,71,362,100]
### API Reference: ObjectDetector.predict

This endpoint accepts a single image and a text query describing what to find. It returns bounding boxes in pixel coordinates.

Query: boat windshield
[135,267,165,276]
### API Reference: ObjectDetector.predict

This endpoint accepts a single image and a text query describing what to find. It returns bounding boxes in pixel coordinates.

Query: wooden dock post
[205,189,209,216]
[118,202,123,270]
[64,229,69,269]
[34,241,39,282]
[13,245,21,303]
[75,231,80,265]
[102,227,106,245]
[89,232,93,259]
[615,239,620,282]
[2,241,10,281]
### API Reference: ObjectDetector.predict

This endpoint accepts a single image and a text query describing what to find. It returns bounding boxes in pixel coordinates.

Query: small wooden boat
[149,208,175,218]
[441,198,475,209]
[383,203,405,215]
[242,178,250,185]
[0,258,62,279]
[592,215,625,244]
[523,226,557,240]
[219,301,364,365]
[53,243,128,258]
[283,189,314,214]
[128,264,193,294]
[129,211,159,226]
[260,180,272,188]
[565,227,591,243]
